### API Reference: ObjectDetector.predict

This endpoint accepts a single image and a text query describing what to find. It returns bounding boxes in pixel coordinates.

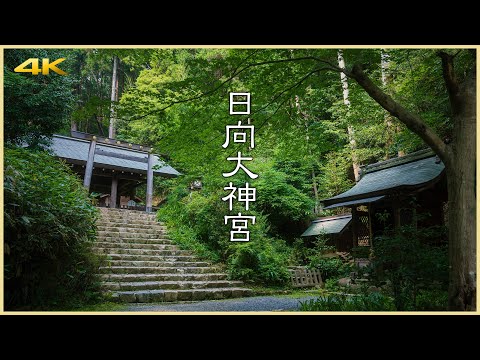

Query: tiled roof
[323,150,444,207]
[323,196,385,209]
[301,214,352,236]
[49,135,180,177]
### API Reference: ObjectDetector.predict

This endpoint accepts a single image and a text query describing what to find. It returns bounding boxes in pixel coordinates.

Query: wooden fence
[289,268,324,288]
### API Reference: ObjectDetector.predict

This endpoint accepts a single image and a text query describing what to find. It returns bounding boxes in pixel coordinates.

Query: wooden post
[351,207,358,247]
[111,174,118,209]
[368,205,373,248]
[83,139,96,190]
[393,202,401,231]
[146,153,154,213]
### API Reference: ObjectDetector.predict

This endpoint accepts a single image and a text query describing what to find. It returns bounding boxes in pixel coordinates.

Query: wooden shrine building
[319,149,447,250]
[49,131,180,212]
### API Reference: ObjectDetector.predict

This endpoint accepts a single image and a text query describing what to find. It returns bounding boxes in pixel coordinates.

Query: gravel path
[122,295,318,312]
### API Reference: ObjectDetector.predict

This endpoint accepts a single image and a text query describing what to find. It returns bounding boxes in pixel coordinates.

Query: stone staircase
[95,208,252,302]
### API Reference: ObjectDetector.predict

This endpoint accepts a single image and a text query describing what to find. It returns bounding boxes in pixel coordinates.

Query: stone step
[113,288,253,302]
[104,280,245,291]
[97,222,167,230]
[106,260,212,267]
[94,248,193,257]
[98,219,162,226]
[98,231,168,239]
[97,225,167,234]
[99,208,156,214]
[105,253,197,262]
[98,237,172,244]
[99,219,159,225]
[95,242,178,250]
[102,273,228,282]
[99,266,222,274]
[99,208,157,215]
[97,208,251,303]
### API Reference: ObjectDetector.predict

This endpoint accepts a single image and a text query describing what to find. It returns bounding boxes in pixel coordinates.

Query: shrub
[371,224,448,311]
[351,246,371,259]
[157,175,296,286]
[4,148,102,309]
[228,240,291,285]
[308,257,344,280]
[305,236,351,280]
[415,290,448,311]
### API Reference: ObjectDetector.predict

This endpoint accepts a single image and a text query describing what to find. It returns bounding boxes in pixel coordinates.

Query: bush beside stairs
[95,208,252,303]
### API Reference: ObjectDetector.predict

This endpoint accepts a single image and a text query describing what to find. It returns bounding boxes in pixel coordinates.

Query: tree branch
[438,51,462,116]
[345,64,450,165]
[207,66,329,149]
[131,55,337,121]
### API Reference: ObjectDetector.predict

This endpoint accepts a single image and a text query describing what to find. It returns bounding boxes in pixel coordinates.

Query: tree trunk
[447,66,476,311]
[109,56,119,139]
[381,50,405,158]
[381,50,395,159]
[338,50,361,181]
[311,169,320,214]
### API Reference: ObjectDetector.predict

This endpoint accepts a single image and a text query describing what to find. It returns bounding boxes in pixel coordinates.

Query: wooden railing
[288,267,324,288]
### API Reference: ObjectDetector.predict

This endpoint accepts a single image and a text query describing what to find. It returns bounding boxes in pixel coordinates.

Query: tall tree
[380,50,404,158]
[337,50,361,181]
[109,56,119,138]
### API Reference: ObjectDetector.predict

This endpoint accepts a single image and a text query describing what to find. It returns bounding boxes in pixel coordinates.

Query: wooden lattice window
[357,214,370,246]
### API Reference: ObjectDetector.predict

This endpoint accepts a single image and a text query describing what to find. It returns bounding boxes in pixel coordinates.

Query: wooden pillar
[111,174,118,209]
[146,153,154,213]
[368,205,373,248]
[393,203,401,232]
[351,207,358,248]
[83,139,96,190]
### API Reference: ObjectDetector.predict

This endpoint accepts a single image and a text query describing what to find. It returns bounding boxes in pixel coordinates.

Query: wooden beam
[73,165,148,182]
[146,153,154,213]
[94,148,149,163]
[111,174,118,209]
[71,130,153,153]
[83,139,96,190]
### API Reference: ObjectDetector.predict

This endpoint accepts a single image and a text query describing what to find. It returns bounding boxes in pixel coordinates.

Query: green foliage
[319,151,355,198]
[371,224,448,311]
[4,49,76,147]
[302,236,351,280]
[228,240,291,285]
[415,289,448,311]
[4,148,102,309]
[255,167,314,233]
[324,277,341,292]
[309,257,345,281]
[157,176,292,285]
[299,292,395,311]
[351,246,371,259]
[159,180,267,255]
